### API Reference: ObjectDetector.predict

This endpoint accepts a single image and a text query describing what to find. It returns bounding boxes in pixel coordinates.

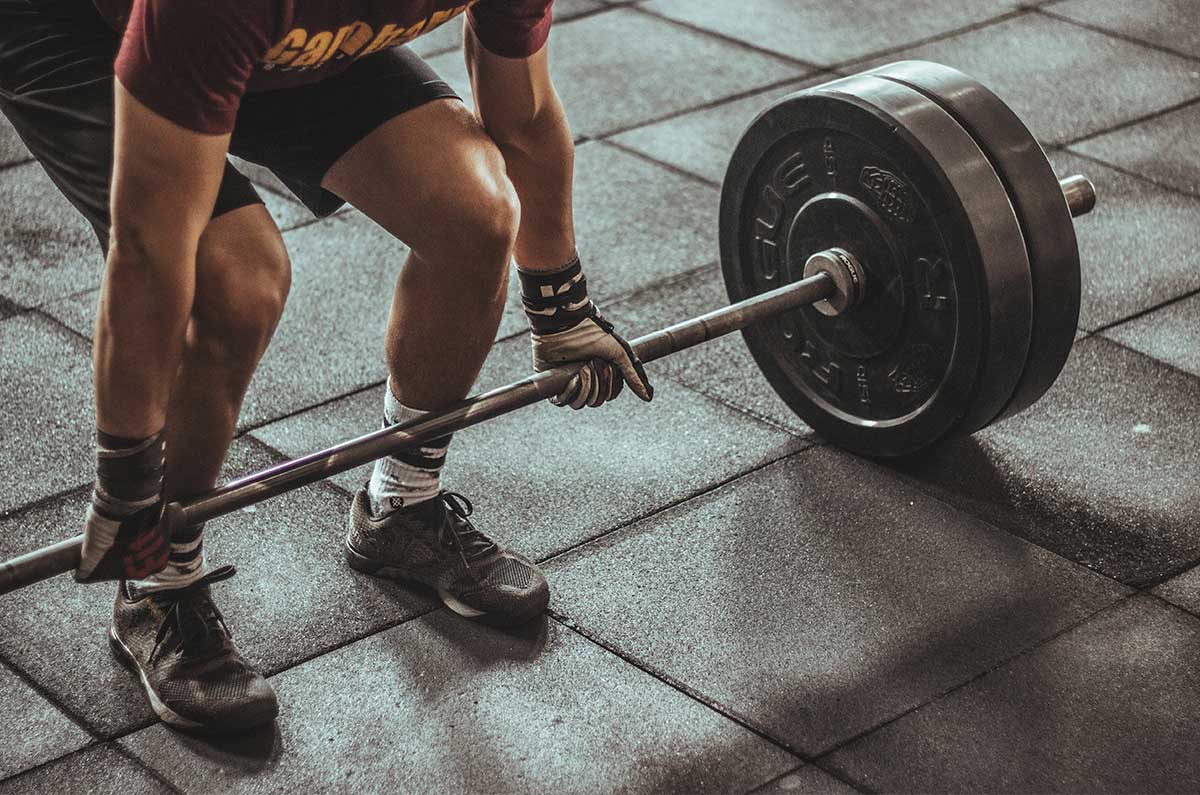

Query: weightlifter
[0,0,652,733]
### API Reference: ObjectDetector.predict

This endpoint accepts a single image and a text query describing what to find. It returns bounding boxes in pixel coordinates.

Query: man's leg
[322,98,549,625]
[110,203,288,733]
[132,203,291,589]
[323,98,516,410]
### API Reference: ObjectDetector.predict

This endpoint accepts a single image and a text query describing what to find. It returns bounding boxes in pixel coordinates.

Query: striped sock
[367,379,452,516]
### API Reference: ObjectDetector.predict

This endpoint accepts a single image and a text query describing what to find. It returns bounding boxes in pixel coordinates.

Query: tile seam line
[1146,589,1200,624]
[110,742,185,794]
[812,590,1137,765]
[1058,146,1200,202]
[535,445,813,569]
[0,156,34,173]
[1093,332,1200,387]
[0,738,110,789]
[1089,284,1200,336]
[1057,94,1200,149]
[0,482,91,522]
[29,306,91,348]
[0,653,103,745]
[600,139,720,190]
[547,612,812,764]
[625,4,822,71]
[1033,7,1200,65]
[824,8,1030,74]
[593,72,823,142]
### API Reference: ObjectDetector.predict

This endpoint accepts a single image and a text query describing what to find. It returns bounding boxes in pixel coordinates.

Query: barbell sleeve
[0,271,836,596]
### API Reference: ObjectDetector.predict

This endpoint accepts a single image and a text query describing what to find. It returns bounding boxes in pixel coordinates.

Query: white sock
[367,379,451,516]
[128,522,208,595]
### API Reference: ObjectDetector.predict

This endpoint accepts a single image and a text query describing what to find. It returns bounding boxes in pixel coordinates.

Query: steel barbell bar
[0,174,1095,596]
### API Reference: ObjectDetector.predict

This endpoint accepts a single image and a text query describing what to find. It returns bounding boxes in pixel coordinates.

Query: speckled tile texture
[4,0,1200,789]
[546,449,1128,756]
[824,597,1200,793]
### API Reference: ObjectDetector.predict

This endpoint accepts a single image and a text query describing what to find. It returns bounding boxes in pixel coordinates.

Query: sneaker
[346,489,550,627]
[109,565,278,734]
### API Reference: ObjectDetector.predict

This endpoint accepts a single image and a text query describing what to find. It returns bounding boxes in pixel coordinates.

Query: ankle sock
[367,379,452,516]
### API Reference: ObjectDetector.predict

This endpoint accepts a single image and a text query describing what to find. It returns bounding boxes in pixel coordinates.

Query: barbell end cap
[1060,174,1096,219]
[802,247,867,317]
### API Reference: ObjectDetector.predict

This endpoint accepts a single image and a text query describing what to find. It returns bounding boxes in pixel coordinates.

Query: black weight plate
[719,74,1032,457]
[865,61,1081,427]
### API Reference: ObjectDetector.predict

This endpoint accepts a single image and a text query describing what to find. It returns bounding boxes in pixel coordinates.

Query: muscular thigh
[321,97,515,259]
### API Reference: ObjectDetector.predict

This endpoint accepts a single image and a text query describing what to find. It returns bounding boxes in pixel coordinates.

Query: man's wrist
[518,255,595,334]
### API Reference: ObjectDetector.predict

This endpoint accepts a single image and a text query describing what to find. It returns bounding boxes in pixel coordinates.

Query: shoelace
[437,491,498,563]
[149,565,237,663]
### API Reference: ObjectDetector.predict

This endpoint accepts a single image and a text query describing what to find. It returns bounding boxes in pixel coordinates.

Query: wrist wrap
[518,256,595,334]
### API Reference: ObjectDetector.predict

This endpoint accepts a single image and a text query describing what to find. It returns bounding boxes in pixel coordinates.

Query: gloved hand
[75,431,171,582]
[520,256,653,409]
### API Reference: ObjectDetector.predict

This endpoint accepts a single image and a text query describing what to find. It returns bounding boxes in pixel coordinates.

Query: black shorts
[0,0,459,250]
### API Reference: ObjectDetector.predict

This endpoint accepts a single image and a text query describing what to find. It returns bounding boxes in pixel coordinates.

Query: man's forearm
[93,237,196,437]
[491,95,577,271]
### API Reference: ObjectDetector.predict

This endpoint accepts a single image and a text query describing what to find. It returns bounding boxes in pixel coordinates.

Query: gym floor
[2,1,1200,792]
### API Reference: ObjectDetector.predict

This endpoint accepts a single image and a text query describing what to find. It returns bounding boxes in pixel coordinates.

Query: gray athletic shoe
[346,489,550,626]
[109,566,278,734]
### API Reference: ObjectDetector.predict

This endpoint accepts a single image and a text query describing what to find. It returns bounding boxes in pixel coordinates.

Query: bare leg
[321,99,518,410]
[161,204,291,502]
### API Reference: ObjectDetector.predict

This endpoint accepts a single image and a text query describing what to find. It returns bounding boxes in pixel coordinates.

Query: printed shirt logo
[261,3,474,72]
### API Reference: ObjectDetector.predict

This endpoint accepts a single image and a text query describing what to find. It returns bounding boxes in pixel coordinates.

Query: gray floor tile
[1048,0,1200,58]
[857,14,1200,145]
[0,437,432,737]
[0,162,103,308]
[609,75,833,185]
[1103,292,1200,378]
[122,612,797,794]
[0,314,94,514]
[427,8,807,138]
[752,765,860,794]
[252,332,805,562]
[0,666,91,780]
[824,596,1200,793]
[892,336,1200,586]
[0,744,169,795]
[0,116,29,168]
[606,264,811,435]
[1153,566,1200,615]
[1052,152,1200,330]
[545,448,1128,756]
[229,215,397,428]
[643,0,1019,65]
[1071,100,1200,196]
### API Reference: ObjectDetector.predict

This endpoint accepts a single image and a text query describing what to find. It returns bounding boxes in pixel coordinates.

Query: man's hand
[531,310,653,409]
[520,256,653,409]
[75,430,171,583]
[76,496,170,583]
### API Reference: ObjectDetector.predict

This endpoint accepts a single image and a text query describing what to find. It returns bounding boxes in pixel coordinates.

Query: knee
[433,167,521,272]
[192,227,291,368]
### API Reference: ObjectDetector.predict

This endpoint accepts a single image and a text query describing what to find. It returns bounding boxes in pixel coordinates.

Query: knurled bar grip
[0,272,837,596]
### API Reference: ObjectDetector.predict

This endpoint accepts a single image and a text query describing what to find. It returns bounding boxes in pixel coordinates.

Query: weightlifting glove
[520,256,653,409]
[75,430,171,583]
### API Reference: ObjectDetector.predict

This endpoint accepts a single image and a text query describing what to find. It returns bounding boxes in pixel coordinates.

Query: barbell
[0,61,1095,595]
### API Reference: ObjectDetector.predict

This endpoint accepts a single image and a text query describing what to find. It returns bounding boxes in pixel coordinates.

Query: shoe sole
[344,541,547,627]
[108,628,276,735]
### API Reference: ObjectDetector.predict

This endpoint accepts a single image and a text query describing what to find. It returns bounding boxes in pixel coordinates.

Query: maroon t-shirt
[92,0,554,134]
